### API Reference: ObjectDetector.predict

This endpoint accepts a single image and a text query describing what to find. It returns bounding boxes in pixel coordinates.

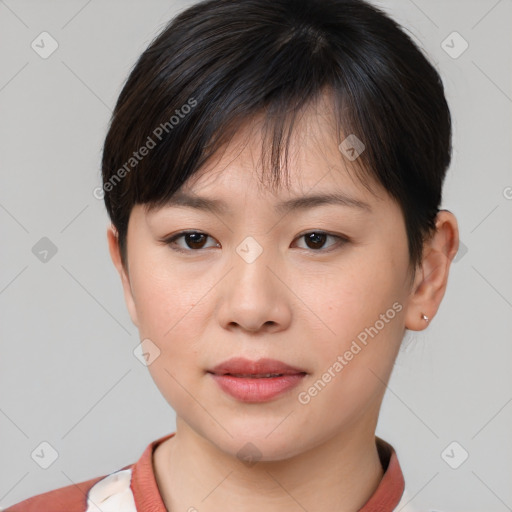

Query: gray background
[0,0,511,510]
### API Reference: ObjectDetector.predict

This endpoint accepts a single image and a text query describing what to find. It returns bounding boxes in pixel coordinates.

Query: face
[110,97,418,461]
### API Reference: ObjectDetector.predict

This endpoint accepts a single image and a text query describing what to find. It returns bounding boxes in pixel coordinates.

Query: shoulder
[2,466,135,512]
[2,433,175,512]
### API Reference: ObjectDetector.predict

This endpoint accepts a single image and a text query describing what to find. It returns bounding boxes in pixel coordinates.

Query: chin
[210,428,307,464]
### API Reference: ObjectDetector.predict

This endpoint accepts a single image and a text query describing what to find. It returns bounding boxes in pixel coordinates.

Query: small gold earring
[421,313,429,323]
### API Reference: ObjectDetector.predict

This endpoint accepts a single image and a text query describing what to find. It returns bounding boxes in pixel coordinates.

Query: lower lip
[209,373,306,402]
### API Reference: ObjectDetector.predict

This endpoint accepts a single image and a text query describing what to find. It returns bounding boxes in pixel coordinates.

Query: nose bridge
[230,195,278,269]
[232,232,277,295]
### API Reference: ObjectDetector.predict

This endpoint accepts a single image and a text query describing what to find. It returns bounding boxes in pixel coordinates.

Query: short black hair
[101,0,452,284]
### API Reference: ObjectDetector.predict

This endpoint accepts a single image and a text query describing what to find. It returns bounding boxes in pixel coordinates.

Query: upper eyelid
[163,230,346,250]
[165,229,341,241]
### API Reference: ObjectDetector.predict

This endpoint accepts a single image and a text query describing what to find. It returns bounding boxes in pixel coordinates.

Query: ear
[107,224,139,327]
[404,210,459,331]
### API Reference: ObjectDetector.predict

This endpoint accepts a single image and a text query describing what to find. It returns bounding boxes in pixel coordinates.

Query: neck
[154,418,385,512]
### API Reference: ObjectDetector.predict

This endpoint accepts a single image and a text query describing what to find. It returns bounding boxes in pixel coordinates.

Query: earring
[421,313,429,323]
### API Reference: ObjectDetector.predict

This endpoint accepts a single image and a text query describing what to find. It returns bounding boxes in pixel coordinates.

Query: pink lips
[207,357,307,402]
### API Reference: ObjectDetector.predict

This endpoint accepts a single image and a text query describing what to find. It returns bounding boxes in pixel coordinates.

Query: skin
[107,94,459,511]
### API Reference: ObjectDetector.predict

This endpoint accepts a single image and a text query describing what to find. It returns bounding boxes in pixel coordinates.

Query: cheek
[128,256,211,387]
[128,248,203,340]
[297,256,394,327]
[133,276,179,339]
[131,265,205,401]
[299,248,406,369]
[295,263,405,427]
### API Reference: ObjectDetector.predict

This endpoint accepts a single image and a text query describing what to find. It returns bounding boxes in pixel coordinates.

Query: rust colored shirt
[3,433,418,511]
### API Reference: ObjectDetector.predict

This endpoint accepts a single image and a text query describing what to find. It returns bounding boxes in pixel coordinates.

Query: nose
[215,243,292,335]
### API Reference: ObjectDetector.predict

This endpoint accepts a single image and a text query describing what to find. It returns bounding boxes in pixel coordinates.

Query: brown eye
[162,230,347,254]
[182,232,208,249]
[304,232,328,250]
[163,231,219,252]
[295,231,346,252]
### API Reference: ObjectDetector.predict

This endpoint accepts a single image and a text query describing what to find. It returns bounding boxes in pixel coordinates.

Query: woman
[5,0,459,510]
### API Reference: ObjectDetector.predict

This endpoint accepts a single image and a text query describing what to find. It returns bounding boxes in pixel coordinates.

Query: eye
[160,230,348,254]
[162,230,219,253]
[293,231,347,252]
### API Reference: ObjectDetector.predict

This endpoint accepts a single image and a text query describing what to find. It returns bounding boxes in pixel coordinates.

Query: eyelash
[160,230,349,254]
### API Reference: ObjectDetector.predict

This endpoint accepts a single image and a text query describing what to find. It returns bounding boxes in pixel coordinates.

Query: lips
[207,357,307,402]
[208,357,307,378]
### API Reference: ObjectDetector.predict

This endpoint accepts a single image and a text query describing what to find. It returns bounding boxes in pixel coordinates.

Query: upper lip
[208,357,307,376]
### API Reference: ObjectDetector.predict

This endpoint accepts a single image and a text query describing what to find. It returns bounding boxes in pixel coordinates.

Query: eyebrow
[163,191,372,215]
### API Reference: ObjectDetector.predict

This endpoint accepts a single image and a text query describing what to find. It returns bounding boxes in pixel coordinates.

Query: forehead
[178,101,383,206]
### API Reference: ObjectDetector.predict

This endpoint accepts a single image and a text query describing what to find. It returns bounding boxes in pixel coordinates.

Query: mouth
[207,357,308,402]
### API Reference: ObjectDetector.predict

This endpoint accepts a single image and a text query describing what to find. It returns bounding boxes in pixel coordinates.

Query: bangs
[101,0,451,275]
[103,11,389,220]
